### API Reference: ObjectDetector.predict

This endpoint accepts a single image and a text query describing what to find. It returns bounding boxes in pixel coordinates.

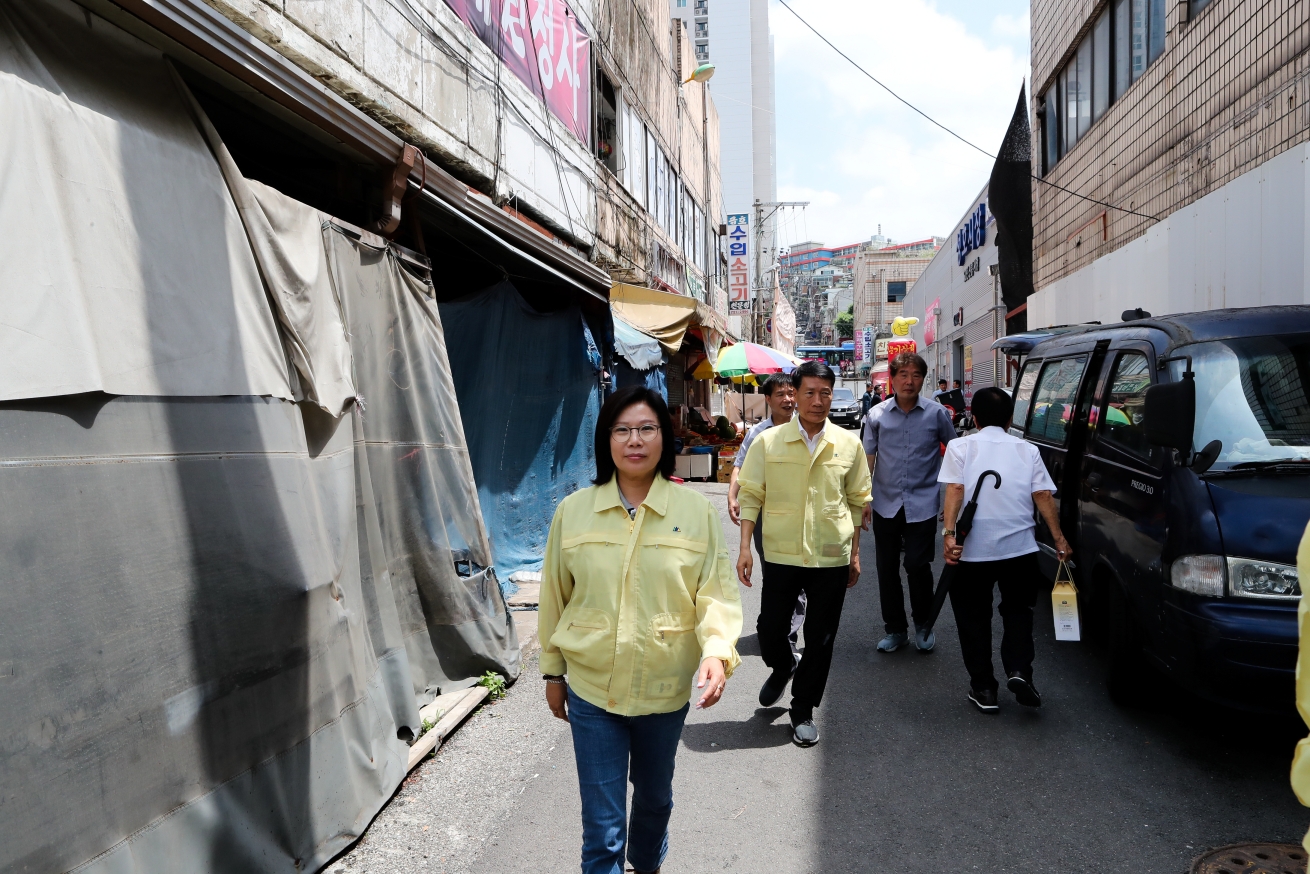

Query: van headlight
[1227,557,1300,599]
[1168,555,1301,599]
[1169,555,1225,597]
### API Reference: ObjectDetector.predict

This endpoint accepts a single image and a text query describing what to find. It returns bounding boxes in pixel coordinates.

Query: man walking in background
[940,387,1070,712]
[932,379,949,400]
[862,352,956,654]
[728,374,806,659]
[860,381,877,419]
[737,361,871,747]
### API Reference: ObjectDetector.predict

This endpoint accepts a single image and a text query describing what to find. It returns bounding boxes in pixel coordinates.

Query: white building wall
[901,185,1002,391]
[1029,143,1310,328]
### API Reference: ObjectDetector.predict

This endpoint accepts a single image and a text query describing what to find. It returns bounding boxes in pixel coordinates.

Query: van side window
[1011,362,1040,433]
[1099,352,1154,459]
[1027,356,1088,444]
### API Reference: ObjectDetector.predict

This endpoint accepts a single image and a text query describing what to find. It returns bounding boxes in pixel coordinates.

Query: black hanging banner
[988,86,1034,315]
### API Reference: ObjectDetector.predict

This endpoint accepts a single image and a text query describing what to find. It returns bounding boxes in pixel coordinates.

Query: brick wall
[1030,0,1310,292]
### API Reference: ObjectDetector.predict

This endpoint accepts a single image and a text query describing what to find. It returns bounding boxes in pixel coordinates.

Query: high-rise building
[672,0,778,336]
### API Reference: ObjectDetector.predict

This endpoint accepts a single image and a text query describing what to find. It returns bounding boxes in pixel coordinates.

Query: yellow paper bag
[1052,560,1081,641]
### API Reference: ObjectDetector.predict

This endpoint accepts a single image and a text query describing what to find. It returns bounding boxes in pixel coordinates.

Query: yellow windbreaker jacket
[736,418,872,568]
[538,475,743,716]
[1290,522,1310,851]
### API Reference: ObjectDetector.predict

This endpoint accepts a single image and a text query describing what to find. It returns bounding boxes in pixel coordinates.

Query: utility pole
[751,199,808,345]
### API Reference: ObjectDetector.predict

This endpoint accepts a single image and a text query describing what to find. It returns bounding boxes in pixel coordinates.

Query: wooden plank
[406,685,490,771]
[507,582,540,607]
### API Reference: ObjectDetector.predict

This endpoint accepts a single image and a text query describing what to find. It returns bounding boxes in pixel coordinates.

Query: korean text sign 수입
[441,0,591,143]
[727,214,750,312]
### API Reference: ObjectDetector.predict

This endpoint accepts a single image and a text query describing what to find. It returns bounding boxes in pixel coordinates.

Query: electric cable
[775,0,1163,224]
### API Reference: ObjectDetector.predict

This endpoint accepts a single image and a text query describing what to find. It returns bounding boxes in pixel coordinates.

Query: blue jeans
[567,687,689,874]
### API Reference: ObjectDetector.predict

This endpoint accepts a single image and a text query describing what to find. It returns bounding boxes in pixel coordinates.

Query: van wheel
[1106,580,1149,705]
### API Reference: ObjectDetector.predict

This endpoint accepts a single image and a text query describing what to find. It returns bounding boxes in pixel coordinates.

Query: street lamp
[684,62,716,84]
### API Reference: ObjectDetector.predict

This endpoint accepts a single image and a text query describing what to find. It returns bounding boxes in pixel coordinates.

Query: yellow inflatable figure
[891,316,919,337]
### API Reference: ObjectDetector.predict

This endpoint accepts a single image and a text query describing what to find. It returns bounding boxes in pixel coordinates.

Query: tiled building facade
[851,240,941,336]
[1029,0,1310,324]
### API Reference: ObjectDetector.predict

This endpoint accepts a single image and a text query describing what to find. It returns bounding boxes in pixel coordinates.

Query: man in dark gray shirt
[862,352,956,654]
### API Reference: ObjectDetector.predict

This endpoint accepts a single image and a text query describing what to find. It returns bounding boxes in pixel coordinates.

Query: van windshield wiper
[1215,458,1310,474]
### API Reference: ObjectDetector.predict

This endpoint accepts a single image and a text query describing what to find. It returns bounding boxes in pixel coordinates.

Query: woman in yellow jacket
[538,385,743,874]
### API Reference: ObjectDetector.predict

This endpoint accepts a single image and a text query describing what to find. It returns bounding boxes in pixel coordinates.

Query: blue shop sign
[956,202,986,266]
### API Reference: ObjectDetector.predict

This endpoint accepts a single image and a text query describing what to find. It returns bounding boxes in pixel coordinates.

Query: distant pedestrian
[728,374,806,658]
[539,386,743,874]
[737,361,872,747]
[859,382,877,419]
[939,387,1070,713]
[953,380,962,391]
[931,379,948,399]
[862,352,956,654]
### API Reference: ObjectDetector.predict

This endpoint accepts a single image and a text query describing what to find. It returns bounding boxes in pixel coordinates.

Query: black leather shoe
[968,687,999,713]
[1007,672,1042,708]
[758,668,793,707]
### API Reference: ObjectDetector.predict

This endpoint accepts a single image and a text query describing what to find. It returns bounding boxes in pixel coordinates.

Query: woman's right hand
[545,680,569,721]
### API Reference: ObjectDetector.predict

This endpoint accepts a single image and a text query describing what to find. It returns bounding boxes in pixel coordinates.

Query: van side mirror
[1144,375,1195,453]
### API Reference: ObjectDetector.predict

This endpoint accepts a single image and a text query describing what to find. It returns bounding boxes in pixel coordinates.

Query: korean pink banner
[440,0,591,144]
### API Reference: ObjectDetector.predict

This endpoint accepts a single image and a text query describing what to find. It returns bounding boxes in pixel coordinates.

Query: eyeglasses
[610,424,660,441]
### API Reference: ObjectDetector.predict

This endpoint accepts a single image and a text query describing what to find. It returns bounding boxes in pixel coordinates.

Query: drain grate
[1192,843,1308,874]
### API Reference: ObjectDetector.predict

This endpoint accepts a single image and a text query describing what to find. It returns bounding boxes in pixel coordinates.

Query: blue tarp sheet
[439,282,602,585]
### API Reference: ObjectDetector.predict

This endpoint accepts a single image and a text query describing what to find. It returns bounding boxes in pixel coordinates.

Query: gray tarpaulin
[325,226,520,699]
[0,394,415,873]
[0,1,518,871]
[183,76,356,417]
[0,0,294,402]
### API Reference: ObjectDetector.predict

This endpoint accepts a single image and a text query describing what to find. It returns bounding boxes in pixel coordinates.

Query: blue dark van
[998,307,1310,710]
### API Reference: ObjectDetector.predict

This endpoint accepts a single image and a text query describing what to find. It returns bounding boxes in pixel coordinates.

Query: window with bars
[1041,0,1167,173]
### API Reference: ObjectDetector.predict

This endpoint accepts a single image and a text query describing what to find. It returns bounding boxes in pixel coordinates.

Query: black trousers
[947,552,1042,693]
[870,508,937,634]
[753,519,806,652]
[758,562,848,720]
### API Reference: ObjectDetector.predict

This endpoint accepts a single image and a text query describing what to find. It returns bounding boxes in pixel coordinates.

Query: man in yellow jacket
[737,360,873,746]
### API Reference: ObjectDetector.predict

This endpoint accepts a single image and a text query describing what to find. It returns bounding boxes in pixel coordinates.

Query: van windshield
[1171,334,1310,469]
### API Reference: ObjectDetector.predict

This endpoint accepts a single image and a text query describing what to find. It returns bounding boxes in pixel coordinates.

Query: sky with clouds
[770,0,1031,250]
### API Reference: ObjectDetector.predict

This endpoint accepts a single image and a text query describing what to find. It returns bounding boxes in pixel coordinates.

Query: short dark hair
[593,386,677,485]
[971,387,1014,429]
[889,352,928,378]
[760,374,792,397]
[791,360,836,388]
[938,379,948,386]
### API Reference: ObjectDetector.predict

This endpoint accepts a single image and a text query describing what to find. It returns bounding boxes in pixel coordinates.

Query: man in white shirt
[938,387,1071,714]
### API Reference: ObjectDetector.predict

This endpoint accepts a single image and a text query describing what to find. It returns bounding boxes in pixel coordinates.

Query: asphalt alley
[334,481,1310,874]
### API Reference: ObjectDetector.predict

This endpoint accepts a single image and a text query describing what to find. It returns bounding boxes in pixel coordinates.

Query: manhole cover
[1192,843,1308,874]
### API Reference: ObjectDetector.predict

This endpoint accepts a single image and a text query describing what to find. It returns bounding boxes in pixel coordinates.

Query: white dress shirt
[937,426,1057,562]
[798,420,827,455]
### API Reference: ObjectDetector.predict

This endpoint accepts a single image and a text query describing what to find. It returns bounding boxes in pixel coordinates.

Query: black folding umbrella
[924,469,1002,632]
